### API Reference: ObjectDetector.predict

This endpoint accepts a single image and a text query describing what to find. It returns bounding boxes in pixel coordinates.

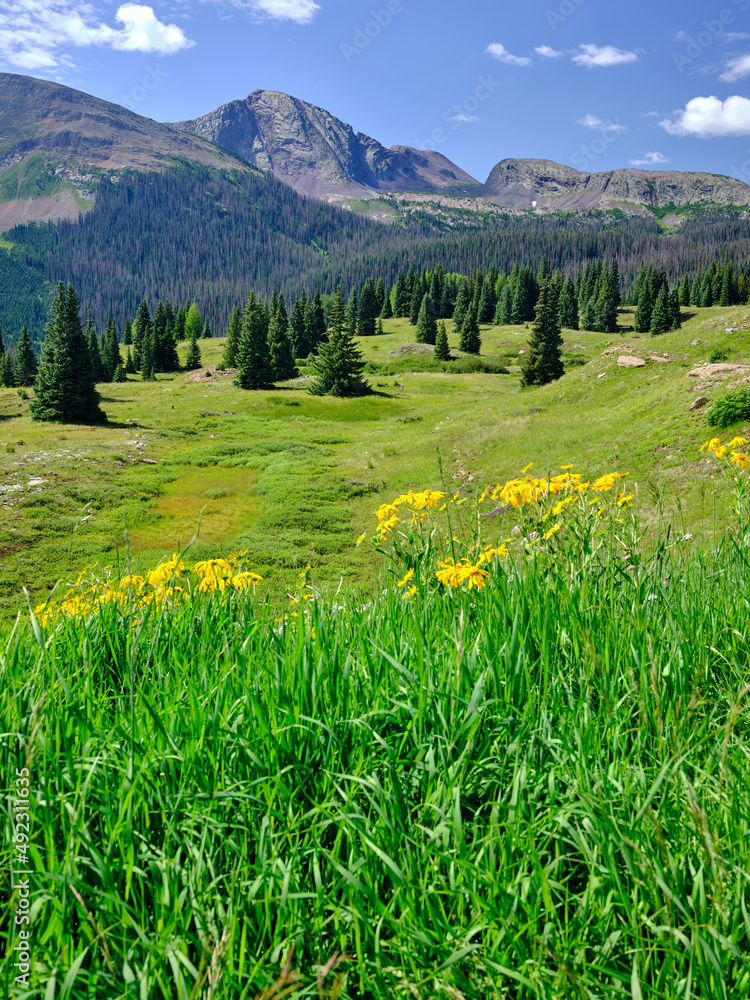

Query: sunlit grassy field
[0,304,748,622]
[2,457,750,997]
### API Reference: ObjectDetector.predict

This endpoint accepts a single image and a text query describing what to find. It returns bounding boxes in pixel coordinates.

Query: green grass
[2,502,750,998]
[1,305,750,624]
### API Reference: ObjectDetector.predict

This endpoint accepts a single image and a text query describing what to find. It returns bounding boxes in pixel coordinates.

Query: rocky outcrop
[169,90,480,197]
[481,158,750,210]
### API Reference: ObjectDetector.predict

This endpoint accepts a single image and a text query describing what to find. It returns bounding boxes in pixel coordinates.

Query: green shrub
[707,387,750,428]
[709,348,729,363]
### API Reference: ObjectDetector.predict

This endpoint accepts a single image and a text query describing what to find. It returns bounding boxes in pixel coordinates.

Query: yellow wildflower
[435,559,464,588]
[543,522,561,541]
[356,532,367,546]
[231,571,263,591]
[714,445,728,459]
[477,486,489,504]
[591,473,624,493]
[616,493,635,507]
[731,451,750,471]
[522,462,534,473]
[552,495,576,516]
[700,438,722,454]
[397,568,415,588]
[406,585,417,599]
[728,437,748,450]
[461,563,490,590]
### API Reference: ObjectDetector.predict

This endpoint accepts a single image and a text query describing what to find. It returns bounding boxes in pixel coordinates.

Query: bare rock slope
[168,90,481,198]
[481,158,750,210]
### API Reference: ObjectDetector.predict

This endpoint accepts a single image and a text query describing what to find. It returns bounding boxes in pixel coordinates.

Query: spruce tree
[408,281,423,326]
[100,319,120,382]
[580,296,597,332]
[113,363,127,382]
[14,325,38,387]
[650,288,670,335]
[358,279,379,338]
[496,282,513,325]
[634,284,654,333]
[132,299,152,371]
[0,350,14,387]
[429,267,444,318]
[376,318,384,336]
[477,272,496,323]
[31,282,106,424]
[595,284,618,333]
[434,321,451,361]
[380,290,393,319]
[668,288,682,330]
[459,301,481,355]
[236,294,274,389]
[393,271,409,317]
[223,305,241,367]
[184,303,203,343]
[310,290,327,349]
[289,297,310,359]
[85,311,104,383]
[452,278,471,332]
[415,293,438,345]
[520,282,565,388]
[679,275,692,307]
[558,278,579,330]
[268,309,298,381]
[125,348,136,374]
[374,278,386,315]
[123,320,132,346]
[185,328,202,370]
[309,288,369,397]
[345,289,359,337]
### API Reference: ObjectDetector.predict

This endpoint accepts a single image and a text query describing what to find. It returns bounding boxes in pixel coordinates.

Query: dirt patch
[185,366,237,383]
[687,363,750,394]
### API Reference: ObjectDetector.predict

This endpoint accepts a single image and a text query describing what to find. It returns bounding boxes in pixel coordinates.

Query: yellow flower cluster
[700,437,750,470]
[35,552,262,627]
[487,469,625,508]
[375,489,446,540]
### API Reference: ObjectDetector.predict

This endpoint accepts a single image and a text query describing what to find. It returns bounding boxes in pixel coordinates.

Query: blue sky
[3,0,750,183]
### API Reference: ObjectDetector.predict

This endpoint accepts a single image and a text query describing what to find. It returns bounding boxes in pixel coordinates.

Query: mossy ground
[0,305,747,620]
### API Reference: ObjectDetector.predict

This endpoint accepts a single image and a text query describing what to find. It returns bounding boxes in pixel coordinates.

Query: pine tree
[512,268,538,324]
[132,299,152,372]
[14,324,38,387]
[289,296,310,359]
[520,282,565,388]
[679,275,692,307]
[85,311,104,383]
[452,278,471,332]
[236,294,274,389]
[380,290,393,320]
[459,302,481,355]
[477,272,497,323]
[434,321,451,361]
[309,288,369,397]
[408,281,424,326]
[393,271,409,318]
[429,266,444,318]
[358,279,379,338]
[609,259,622,307]
[634,284,654,334]
[125,348,136,374]
[374,278,386,315]
[203,320,213,340]
[0,350,14,387]
[310,290,327,350]
[376,318,384,336]
[113,363,127,382]
[185,328,203,370]
[650,288,670,336]
[223,305,241,367]
[496,282,513,325]
[345,289,359,337]
[720,268,732,307]
[100,319,120,382]
[123,320,132,346]
[415,294,438,345]
[31,282,106,424]
[668,288,682,330]
[558,278,579,330]
[595,284,618,333]
[580,296,597,332]
[268,309,298,381]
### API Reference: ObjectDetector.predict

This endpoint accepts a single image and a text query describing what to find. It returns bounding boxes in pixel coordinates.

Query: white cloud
[0,0,193,69]
[660,95,750,137]
[572,43,638,68]
[216,0,320,22]
[486,42,532,67]
[719,53,750,82]
[448,112,479,123]
[629,152,669,167]
[577,113,627,134]
[534,44,563,58]
[642,111,660,118]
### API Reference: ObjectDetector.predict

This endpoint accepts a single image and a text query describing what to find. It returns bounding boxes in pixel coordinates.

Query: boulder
[617,356,647,368]
[689,397,709,411]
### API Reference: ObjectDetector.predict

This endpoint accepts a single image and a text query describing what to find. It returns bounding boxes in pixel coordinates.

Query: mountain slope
[482,158,750,211]
[0,73,250,229]
[168,90,481,199]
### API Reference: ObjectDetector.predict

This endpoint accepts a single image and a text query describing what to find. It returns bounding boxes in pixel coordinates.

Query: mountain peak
[168,90,480,198]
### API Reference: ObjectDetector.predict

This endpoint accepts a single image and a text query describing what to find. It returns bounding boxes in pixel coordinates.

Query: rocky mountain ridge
[168,90,481,199]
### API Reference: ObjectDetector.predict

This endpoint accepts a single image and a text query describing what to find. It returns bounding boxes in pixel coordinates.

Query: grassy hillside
[0,304,748,622]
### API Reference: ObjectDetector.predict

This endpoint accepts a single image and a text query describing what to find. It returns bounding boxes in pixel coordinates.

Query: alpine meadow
[3,7,750,998]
